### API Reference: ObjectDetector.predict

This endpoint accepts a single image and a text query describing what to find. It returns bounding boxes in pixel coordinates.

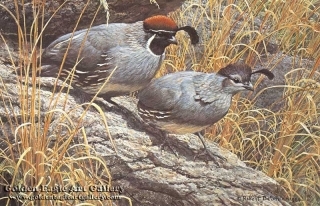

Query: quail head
[137,63,274,160]
[38,15,199,102]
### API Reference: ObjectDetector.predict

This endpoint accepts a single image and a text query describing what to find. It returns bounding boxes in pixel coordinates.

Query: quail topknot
[37,15,199,102]
[137,63,274,160]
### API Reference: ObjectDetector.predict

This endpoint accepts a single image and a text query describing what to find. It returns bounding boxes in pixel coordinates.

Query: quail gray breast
[137,63,274,160]
[37,15,199,102]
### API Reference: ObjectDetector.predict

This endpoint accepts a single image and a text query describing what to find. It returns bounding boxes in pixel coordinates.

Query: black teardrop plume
[177,26,199,44]
[251,69,274,80]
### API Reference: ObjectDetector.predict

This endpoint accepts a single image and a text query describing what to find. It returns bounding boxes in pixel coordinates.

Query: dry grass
[1,0,319,205]
[165,0,320,205]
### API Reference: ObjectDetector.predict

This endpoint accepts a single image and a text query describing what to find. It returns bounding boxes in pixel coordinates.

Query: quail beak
[168,36,178,45]
[243,82,254,91]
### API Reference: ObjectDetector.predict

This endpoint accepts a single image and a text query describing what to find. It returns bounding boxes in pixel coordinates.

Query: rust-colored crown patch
[143,15,178,31]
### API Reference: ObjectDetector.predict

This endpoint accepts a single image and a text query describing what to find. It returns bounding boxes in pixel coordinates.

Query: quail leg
[99,94,129,111]
[68,88,93,103]
[99,94,117,106]
[75,92,116,112]
[195,132,226,163]
[69,91,101,111]
[158,131,179,157]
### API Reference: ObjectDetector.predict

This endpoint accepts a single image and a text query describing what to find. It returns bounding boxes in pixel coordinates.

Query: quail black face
[143,15,199,55]
[153,30,178,45]
[145,30,177,55]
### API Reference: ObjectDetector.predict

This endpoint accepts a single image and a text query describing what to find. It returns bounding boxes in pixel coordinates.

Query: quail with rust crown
[36,15,199,102]
[137,63,274,161]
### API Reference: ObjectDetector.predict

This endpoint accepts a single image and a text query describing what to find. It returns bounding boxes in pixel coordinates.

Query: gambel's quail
[137,63,274,160]
[36,15,199,102]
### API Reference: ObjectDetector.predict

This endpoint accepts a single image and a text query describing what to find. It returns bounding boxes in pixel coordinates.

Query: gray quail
[36,15,199,103]
[137,63,274,161]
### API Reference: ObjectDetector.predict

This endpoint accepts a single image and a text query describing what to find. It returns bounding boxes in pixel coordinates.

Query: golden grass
[165,0,320,205]
[1,0,319,205]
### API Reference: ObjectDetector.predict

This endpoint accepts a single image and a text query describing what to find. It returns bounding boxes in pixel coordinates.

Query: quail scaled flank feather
[36,15,199,103]
[137,63,274,161]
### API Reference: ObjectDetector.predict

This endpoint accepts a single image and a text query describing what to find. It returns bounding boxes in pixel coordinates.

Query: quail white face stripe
[229,74,242,82]
[146,34,158,57]
[148,29,176,34]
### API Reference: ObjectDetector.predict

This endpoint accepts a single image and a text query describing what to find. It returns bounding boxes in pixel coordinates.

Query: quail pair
[26,14,275,162]
[37,15,199,102]
[137,63,274,160]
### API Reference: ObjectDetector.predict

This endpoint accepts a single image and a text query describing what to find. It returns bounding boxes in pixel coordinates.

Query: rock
[0,0,184,46]
[248,53,318,111]
[0,39,291,205]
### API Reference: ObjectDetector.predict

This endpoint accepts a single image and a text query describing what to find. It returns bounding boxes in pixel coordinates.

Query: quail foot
[137,63,274,162]
[30,15,199,109]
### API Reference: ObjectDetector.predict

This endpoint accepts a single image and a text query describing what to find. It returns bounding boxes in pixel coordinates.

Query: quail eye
[232,78,240,83]
[156,32,172,38]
